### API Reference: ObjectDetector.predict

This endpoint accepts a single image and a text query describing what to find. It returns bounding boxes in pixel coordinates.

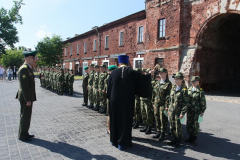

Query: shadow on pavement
[31,138,117,160]
[64,91,83,98]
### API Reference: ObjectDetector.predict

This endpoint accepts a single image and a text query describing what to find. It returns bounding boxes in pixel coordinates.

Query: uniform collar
[119,65,127,68]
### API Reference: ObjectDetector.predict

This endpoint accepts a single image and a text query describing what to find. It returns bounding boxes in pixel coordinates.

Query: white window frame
[102,59,109,68]
[159,19,166,38]
[92,59,97,65]
[93,39,97,51]
[63,63,65,68]
[119,31,124,46]
[65,48,67,57]
[138,26,144,43]
[105,36,109,49]
[70,62,72,70]
[84,42,87,53]
[133,55,144,69]
[82,61,88,75]
[70,46,72,56]
[77,44,79,55]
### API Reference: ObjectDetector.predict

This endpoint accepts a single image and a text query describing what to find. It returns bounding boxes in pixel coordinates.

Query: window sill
[137,42,144,44]
[84,52,87,54]
[119,45,124,47]
[105,48,109,50]
[157,37,166,40]
[93,50,97,52]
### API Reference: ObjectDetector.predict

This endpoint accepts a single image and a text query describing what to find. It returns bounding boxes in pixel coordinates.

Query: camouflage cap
[134,68,141,72]
[89,64,95,67]
[159,68,168,73]
[142,69,147,73]
[172,72,184,79]
[100,64,106,68]
[94,65,99,68]
[191,76,200,82]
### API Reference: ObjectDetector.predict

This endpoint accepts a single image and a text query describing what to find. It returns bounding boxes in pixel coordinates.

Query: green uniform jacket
[68,74,74,83]
[98,71,108,90]
[16,63,36,102]
[93,72,99,89]
[82,73,89,87]
[88,70,95,86]
[187,86,206,114]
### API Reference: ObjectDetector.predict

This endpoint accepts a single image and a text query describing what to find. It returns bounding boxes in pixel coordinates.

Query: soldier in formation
[82,67,89,106]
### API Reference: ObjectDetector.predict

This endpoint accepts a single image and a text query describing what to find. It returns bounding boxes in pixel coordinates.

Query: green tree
[0,49,24,68]
[0,0,24,55]
[36,35,67,67]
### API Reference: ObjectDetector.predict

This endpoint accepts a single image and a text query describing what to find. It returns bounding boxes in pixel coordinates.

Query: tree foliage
[0,49,24,68]
[36,35,67,67]
[0,0,24,55]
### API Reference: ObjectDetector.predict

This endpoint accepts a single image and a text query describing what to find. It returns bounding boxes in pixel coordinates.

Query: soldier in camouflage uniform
[87,64,95,109]
[44,67,49,89]
[185,76,206,145]
[140,69,154,134]
[49,68,53,90]
[152,68,172,141]
[82,67,89,106]
[132,68,142,129]
[68,69,74,95]
[98,64,108,114]
[52,68,57,92]
[167,72,189,148]
[92,65,100,111]
[58,68,64,95]
[64,69,70,93]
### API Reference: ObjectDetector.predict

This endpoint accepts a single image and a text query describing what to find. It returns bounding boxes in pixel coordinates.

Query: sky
[2,0,145,50]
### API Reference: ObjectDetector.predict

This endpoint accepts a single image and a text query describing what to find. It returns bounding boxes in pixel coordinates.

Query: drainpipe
[95,28,100,65]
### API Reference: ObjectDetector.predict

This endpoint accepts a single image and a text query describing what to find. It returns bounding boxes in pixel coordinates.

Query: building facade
[63,0,240,91]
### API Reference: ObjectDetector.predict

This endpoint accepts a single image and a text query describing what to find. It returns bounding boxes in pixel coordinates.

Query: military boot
[145,126,152,135]
[133,121,139,129]
[140,126,148,132]
[158,132,166,141]
[93,105,99,111]
[100,107,106,114]
[175,139,181,148]
[191,136,197,145]
[89,103,94,109]
[168,138,176,145]
[152,131,161,139]
[185,135,193,143]
[132,121,136,127]
[98,106,103,113]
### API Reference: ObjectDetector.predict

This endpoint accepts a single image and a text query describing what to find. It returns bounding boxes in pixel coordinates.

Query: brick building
[63,0,240,91]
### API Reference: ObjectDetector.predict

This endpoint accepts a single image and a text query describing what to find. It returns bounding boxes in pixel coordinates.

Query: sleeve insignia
[200,88,203,91]
[22,74,26,79]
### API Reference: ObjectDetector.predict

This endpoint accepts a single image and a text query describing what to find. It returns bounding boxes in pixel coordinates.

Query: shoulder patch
[183,88,187,91]
[200,88,203,91]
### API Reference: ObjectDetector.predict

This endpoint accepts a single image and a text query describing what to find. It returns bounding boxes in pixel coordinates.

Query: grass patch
[33,72,39,76]
[74,75,82,80]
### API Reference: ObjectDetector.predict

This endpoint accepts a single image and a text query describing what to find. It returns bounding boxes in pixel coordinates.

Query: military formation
[39,67,74,95]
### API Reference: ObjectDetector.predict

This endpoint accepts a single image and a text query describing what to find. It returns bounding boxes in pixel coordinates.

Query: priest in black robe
[107,55,152,150]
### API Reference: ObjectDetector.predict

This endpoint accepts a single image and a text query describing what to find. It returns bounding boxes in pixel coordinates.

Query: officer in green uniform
[98,64,108,114]
[92,65,100,111]
[16,51,37,142]
[58,68,64,95]
[82,67,89,106]
[87,64,95,109]
[152,68,172,141]
[186,76,206,145]
[64,69,70,93]
[69,69,74,95]
[166,72,189,148]
[140,69,154,134]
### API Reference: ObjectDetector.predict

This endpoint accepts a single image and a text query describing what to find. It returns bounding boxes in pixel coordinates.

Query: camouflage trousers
[169,112,183,139]
[58,82,64,94]
[88,86,94,103]
[154,105,168,132]
[83,86,88,105]
[65,81,69,92]
[93,88,100,105]
[42,79,45,87]
[69,82,73,94]
[40,79,43,86]
[141,100,154,127]
[99,89,107,108]
[134,98,141,122]
[187,110,200,136]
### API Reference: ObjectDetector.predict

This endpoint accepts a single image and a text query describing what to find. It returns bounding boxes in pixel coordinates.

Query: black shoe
[93,105,99,111]
[107,130,110,135]
[145,126,152,135]
[168,139,176,145]
[89,103,94,109]
[175,139,181,148]
[185,135,193,143]
[98,106,103,113]
[82,104,86,106]
[191,136,197,144]
[19,138,32,142]
[133,121,139,129]
[100,107,106,114]
[152,131,161,139]
[28,135,35,138]
[132,121,136,127]
[140,126,148,132]
[158,132,165,141]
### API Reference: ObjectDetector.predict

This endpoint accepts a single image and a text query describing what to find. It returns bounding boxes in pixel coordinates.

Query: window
[84,42,87,54]
[138,26,144,43]
[82,62,88,75]
[70,47,72,56]
[105,36,109,49]
[102,59,109,69]
[155,58,164,67]
[77,45,79,55]
[93,39,97,51]
[133,56,144,69]
[70,62,72,70]
[158,19,166,38]
[65,48,67,57]
[119,31,124,46]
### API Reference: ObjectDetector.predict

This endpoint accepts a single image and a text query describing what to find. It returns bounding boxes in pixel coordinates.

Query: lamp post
[92,26,99,65]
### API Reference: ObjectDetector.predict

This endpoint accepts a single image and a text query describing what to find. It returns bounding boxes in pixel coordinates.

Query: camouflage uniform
[58,69,64,95]
[134,95,141,122]
[88,69,95,105]
[104,74,109,115]
[93,70,100,106]
[44,69,49,89]
[82,71,89,105]
[52,70,56,91]
[68,71,74,95]
[152,79,172,132]
[99,71,108,109]
[64,70,69,93]
[140,97,154,127]
[187,85,206,137]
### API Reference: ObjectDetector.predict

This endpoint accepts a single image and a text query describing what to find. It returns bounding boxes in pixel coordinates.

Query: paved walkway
[0,79,239,160]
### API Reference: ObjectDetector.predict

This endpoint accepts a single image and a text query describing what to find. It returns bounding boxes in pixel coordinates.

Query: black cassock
[107,66,152,146]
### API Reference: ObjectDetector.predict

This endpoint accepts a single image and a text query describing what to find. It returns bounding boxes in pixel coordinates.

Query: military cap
[146,69,151,73]
[22,50,37,57]
[134,68,141,72]
[89,64,95,67]
[100,64,106,68]
[94,65,99,68]
[70,69,73,71]
[172,72,184,79]
[191,76,200,82]
[84,67,89,70]
[108,65,117,71]
[159,68,168,72]
[142,69,147,73]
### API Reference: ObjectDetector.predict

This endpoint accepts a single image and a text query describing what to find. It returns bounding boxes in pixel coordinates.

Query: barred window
[119,31,124,46]
[93,39,97,51]
[158,19,166,38]
[84,42,87,53]
[138,26,144,43]
[105,36,109,49]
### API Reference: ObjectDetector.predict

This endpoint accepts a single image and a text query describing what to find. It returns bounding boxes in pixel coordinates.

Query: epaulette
[200,88,203,91]
[183,88,187,91]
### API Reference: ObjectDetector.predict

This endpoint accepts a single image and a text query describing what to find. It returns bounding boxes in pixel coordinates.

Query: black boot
[98,106,102,113]
[133,121,139,129]
[93,105,99,111]
[140,126,148,132]
[132,121,136,127]
[175,139,181,148]
[100,107,106,114]
[185,135,193,143]
[145,126,152,135]
[158,132,166,141]
[191,136,197,145]
[88,103,94,109]
[152,131,161,139]
[168,138,176,145]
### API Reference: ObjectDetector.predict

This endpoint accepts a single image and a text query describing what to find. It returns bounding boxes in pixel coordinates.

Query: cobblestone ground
[0,78,239,160]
